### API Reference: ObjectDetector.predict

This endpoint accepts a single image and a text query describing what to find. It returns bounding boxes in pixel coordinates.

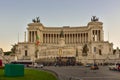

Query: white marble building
[14,16,118,64]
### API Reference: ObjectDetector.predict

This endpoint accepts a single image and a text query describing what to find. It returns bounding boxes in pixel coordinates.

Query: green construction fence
[4,64,24,77]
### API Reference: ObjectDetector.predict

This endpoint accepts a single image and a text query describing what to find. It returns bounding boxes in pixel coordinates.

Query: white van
[34,63,44,68]
[108,63,118,70]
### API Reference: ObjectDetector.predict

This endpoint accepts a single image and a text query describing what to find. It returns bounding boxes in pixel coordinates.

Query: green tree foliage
[11,44,17,54]
[4,51,12,55]
[82,44,89,56]
[76,48,78,57]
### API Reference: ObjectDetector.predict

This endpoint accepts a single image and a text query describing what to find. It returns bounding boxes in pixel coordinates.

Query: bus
[10,60,33,67]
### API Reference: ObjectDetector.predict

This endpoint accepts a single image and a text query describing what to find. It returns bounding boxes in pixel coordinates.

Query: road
[44,66,120,80]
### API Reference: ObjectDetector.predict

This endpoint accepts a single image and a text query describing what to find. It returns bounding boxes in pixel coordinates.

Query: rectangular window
[99,49,102,55]
[25,50,27,56]
[94,47,96,52]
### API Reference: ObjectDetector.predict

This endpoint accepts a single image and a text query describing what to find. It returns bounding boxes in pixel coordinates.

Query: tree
[11,44,17,54]
[4,51,12,55]
[76,48,78,57]
[35,49,39,58]
[82,44,89,56]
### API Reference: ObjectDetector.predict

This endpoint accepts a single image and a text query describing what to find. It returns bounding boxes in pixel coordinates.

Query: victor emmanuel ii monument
[14,16,119,64]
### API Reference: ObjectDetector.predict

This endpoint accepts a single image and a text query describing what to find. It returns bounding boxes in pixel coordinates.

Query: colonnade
[92,30,101,41]
[43,33,88,44]
[28,30,101,43]
[29,31,37,42]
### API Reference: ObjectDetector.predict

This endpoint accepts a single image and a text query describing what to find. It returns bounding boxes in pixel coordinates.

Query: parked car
[34,63,44,68]
[108,64,117,70]
[108,63,120,71]
[117,64,120,71]
[85,63,93,67]
[90,64,99,70]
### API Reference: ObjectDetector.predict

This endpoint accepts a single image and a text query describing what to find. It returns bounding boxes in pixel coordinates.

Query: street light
[93,53,96,65]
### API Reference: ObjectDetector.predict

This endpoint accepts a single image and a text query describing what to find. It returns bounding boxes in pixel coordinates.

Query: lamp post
[93,53,96,65]
[32,56,35,66]
[93,47,97,65]
[58,48,62,66]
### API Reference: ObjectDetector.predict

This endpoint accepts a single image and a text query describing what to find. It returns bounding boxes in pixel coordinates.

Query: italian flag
[36,34,40,45]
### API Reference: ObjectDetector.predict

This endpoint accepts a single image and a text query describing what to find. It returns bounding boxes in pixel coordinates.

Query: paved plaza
[44,66,120,80]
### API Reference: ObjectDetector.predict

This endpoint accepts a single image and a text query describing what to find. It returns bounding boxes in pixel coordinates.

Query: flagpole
[24,31,26,42]
[108,32,109,42]
[18,32,19,43]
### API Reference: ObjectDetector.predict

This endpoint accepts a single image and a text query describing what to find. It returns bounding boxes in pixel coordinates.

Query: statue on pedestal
[60,29,64,38]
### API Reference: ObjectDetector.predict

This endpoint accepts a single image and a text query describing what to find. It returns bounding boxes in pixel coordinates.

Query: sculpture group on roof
[32,17,40,23]
[91,16,99,22]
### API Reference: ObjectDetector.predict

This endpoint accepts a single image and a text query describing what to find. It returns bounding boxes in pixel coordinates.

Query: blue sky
[0,0,120,51]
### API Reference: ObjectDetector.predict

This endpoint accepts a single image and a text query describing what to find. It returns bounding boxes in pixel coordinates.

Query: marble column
[29,31,31,42]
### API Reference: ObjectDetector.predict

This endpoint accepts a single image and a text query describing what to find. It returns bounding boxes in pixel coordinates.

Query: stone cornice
[28,23,43,26]
[88,21,103,25]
